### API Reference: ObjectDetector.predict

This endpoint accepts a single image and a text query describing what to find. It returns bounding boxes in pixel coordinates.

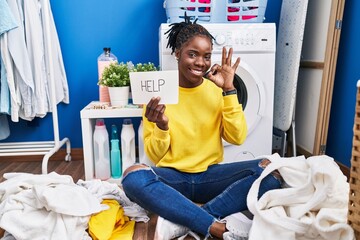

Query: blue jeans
[121,159,281,236]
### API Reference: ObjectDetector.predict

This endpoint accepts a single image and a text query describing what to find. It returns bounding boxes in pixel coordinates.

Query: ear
[175,50,180,60]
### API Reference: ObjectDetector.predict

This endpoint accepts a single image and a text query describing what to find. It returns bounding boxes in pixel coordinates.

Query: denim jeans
[121,159,281,236]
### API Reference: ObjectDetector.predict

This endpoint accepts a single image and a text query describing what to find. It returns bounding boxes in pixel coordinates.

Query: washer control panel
[208,24,276,53]
[159,23,276,55]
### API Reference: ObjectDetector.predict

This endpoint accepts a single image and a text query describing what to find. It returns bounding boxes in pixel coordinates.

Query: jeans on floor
[121,159,281,236]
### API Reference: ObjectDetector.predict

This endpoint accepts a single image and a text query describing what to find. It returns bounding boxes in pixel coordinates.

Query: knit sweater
[142,79,247,173]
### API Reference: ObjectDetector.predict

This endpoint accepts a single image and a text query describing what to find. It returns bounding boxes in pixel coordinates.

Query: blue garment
[0,114,9,140]
[0,0,18,36]
[1,56,10,115]
[0,0,18,139]
[0,0,18,114]
[122,159,281,236]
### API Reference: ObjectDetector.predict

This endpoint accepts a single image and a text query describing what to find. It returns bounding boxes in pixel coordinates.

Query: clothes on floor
[77,179,149,222]
[88,199,135,240]
[0,172,145,240]
[0,172,104,240]
[247,153,355,240]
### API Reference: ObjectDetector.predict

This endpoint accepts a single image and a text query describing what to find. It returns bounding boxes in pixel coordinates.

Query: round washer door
[212,59,266,136]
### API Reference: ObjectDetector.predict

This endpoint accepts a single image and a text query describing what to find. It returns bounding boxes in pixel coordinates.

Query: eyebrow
[187,49,212,55]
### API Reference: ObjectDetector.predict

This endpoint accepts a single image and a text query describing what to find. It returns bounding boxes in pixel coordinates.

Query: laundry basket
[164,0,268,23]
[348,80,360,239]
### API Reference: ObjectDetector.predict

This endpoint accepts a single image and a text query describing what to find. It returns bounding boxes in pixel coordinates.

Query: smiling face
[175,35,212,88]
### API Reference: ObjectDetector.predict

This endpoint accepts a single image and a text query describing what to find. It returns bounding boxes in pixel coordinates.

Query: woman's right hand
[145,97,169,130]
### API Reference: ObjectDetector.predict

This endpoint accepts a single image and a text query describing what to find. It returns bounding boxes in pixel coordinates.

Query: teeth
[191,69,203,75]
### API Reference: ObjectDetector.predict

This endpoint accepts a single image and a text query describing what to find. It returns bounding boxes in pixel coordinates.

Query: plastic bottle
[110,139,122,179]
[97,47,118,102]
[138,120,153,166]
[121,119,136,174]
[111,124,119,140]
[110,125,122,178]
[93,119,111,180]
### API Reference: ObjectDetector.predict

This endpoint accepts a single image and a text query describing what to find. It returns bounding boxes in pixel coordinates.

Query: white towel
[0,172,73,201]
[0,172,105,240]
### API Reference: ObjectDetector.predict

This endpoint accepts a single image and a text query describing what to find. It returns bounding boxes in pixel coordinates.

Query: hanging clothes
[4,0,35,121]
[23,0,49,118]
[0,0,18,139]
[0,0,69,128]
[40,0,69,109]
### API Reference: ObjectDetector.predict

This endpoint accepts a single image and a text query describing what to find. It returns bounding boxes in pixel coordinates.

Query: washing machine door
[212,58,266,139]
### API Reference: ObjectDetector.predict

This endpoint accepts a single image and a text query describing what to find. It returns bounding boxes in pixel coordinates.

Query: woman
[122,17,282,240]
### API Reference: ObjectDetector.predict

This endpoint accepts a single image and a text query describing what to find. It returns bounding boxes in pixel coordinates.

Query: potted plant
[99,61,157,106]
[98,62,130,107]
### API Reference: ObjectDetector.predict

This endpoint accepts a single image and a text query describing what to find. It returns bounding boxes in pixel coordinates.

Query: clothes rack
[0,0,71,174]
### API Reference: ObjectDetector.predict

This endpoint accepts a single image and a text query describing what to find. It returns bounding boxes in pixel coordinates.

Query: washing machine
[159,23,276,162]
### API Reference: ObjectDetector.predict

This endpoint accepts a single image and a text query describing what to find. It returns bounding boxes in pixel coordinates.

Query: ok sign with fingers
[205,47,241,92]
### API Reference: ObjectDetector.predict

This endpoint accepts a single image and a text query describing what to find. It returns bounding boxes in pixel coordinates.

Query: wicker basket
[164,0,268,23]
[348,80,360,239]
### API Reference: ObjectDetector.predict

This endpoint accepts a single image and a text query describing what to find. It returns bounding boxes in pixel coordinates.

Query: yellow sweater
[143,79,247,173]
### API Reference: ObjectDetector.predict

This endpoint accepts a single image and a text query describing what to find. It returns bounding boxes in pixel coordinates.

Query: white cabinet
[80,102,142,183]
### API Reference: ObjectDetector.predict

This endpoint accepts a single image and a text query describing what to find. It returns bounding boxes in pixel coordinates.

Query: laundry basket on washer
[163,0,268,23]
[348,80,360,239]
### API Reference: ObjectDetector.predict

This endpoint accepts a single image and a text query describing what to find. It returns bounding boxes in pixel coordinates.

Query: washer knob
[215,34,226,45]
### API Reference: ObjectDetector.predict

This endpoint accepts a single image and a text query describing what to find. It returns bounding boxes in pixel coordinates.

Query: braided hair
[165,13,214,54]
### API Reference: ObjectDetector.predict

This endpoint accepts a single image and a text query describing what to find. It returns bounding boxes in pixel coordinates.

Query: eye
[205,55,211,61]
[189,52,196,58]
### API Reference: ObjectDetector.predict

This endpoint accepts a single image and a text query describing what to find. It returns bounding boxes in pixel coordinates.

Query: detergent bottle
[93,119,111,180]
[138,120,153,166]
[121,119,135,174]
[110,125,122,178]
[97,47,117,102]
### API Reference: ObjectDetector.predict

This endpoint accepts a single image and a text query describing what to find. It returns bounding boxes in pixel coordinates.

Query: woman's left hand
[206,47,240,91]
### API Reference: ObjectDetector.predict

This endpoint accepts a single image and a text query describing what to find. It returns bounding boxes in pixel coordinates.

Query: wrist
[156,123,169,131]
[222,89,237,96]
[222,82,236,92]
[222,87,236,92]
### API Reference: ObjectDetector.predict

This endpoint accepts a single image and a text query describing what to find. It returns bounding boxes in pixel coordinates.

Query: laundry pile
[0,172,149,240]
[247,153,355,240]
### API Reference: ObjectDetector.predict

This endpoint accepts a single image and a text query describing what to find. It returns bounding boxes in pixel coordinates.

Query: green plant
[99,62,130,87]
[99,61,158,87]
[131,62,158,72]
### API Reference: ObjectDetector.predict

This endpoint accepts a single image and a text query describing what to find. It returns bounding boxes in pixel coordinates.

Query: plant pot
[108,86,130,107]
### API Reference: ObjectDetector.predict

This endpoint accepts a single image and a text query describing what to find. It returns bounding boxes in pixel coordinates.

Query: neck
[179,78,204,88]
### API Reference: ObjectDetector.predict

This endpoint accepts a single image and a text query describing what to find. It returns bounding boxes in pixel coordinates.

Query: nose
[195,56,205,67]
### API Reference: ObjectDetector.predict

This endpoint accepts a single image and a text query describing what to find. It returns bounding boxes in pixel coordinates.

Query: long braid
[165,13,214,54]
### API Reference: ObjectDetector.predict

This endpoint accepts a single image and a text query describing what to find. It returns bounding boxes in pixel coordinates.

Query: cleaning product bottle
[110,125,122,178]
[97,47,117,102]
[111,124,119,140]
[138,120,153,166]
[121,119,135,174]
[93,119,111,180]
